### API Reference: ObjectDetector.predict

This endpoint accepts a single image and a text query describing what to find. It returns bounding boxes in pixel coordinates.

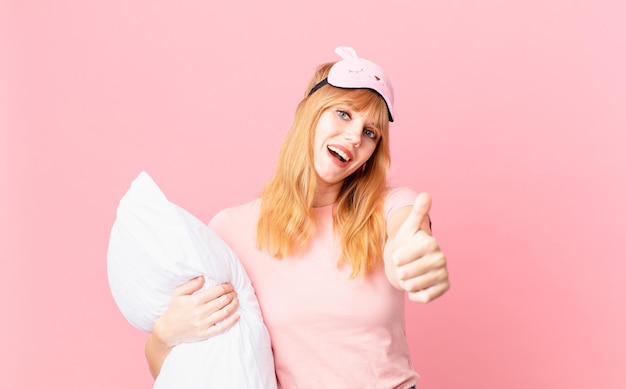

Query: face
[312,104,380,190]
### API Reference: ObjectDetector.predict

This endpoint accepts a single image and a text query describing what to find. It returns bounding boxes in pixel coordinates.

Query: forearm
[145,331,173,379]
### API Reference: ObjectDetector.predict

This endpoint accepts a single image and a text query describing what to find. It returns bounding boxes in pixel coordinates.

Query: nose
[344,121,362,147]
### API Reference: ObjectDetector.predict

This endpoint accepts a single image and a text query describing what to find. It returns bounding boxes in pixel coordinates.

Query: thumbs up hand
[384,193,450,303]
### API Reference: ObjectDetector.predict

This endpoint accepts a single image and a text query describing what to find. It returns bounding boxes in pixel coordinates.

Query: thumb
[174,276,205,296]
[396,192,432,238]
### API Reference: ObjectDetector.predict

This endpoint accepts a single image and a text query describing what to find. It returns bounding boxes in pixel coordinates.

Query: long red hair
[256,62,391,277]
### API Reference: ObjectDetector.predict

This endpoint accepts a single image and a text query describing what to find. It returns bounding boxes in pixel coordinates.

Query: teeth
[328,146,350,162]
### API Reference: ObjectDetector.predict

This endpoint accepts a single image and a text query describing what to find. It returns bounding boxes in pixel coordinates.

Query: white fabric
[107,171,277,389]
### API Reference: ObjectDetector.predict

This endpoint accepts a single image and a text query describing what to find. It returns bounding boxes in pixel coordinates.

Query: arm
[145,330,174,379]
[383,193,450,303]
[145,277,241,378]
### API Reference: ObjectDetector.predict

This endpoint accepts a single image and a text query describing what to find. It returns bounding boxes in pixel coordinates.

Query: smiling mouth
[328,146,351,162]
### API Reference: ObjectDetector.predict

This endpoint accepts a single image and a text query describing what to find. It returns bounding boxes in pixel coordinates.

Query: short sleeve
[384,187,419,221]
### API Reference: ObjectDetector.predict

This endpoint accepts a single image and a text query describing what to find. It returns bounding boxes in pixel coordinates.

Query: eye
[364,128,377,140]
[336,110,351,120]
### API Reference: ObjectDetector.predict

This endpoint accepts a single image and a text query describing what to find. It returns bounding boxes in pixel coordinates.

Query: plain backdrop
[2,1,625,388]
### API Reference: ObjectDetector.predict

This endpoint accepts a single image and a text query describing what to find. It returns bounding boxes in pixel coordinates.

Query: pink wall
[2,1,625,388]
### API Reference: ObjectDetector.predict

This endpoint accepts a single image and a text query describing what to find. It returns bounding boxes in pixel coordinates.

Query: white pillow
[107,171,277,389]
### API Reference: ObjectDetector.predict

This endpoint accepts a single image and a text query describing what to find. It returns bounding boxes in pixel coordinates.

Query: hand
[152,277,240,347]
[388,193,450,303]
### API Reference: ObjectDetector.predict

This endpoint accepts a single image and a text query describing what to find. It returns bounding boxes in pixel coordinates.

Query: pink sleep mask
[308,46,394,122]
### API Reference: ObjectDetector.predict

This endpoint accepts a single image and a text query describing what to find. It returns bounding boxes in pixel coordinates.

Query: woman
[146,47,450,388]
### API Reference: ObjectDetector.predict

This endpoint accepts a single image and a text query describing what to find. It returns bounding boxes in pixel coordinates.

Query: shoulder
[209,198,261,234]
[384,186,419,220]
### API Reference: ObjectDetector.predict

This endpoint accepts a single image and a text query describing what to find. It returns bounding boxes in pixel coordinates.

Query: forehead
[339,89,386,116]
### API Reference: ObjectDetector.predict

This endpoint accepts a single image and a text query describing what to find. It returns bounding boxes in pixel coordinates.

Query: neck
[313,182,341,208]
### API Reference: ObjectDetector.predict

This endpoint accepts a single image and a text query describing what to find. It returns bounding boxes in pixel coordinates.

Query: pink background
[2,1,625,388]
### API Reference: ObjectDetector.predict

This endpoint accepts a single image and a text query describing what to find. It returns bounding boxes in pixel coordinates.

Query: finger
[202,291,238,315]
[398,264,448,293]
[211,295,240,322]
[194,283,235,304]
[393,230,438,267]
[396,247,445,281]
[407,280,450,303]
[201,297,240,337]
[173,276,205,296]
[395,193,432,241]
[190,293,239,332]
[204,312,241,338]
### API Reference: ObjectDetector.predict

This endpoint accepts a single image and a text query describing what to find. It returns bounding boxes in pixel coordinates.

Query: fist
[387,193,450,303]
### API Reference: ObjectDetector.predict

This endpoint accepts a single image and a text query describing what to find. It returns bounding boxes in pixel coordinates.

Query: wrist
[152,318,177,349]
